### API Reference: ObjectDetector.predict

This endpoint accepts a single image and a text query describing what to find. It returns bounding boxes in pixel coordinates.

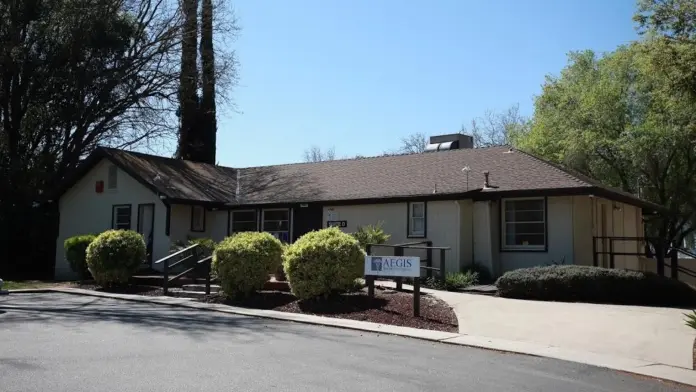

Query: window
[231,210,257,233]
[502,198,546,250]
[262,209,290,242]
[408,202,426,237]
[107,165,118,189]
[112,205,131,230]
[191,205,206,232]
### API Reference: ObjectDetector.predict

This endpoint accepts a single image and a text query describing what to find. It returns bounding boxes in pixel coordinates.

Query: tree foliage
[0,0,236,278]
[518,42,696,260]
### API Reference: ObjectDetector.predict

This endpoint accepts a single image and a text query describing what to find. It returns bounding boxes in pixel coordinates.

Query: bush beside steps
[496,265,696,307]
[86,230,146,287]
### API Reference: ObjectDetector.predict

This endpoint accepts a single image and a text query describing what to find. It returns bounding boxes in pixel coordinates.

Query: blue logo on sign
[371,257,383,271]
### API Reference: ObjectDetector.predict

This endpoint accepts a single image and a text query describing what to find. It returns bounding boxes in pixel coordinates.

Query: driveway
[378,281,696,370]
[0,293,691,392]
[436,290,695,369]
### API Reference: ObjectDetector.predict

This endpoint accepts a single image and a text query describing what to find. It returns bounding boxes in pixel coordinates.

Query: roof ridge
[237,145,509,170]
[100,146,237,171]
[100,144,511,171]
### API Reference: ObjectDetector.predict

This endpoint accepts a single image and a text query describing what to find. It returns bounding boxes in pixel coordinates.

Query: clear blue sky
[218,0,639,167]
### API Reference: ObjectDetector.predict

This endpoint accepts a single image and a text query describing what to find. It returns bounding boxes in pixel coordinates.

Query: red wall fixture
[95,180,104,193]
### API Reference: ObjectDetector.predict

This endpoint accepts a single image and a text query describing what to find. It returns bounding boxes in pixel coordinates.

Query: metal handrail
[154,243,199,264]
[160,244,211,296]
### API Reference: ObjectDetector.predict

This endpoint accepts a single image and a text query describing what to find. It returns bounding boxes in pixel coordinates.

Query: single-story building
[53,134,660,280]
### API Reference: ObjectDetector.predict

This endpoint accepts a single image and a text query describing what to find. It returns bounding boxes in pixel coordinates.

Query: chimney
[483,171,490,188]
[424,134,474,152]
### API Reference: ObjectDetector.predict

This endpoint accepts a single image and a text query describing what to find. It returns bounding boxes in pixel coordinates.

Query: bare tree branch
[303,146,336,162]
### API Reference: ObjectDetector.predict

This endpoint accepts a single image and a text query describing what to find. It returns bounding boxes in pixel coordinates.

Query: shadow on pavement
[0,293,314,341]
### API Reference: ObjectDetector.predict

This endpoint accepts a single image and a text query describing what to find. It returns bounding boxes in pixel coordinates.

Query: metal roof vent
[423,134,474,153]
[424,143,440,152]
[424,141,457,152]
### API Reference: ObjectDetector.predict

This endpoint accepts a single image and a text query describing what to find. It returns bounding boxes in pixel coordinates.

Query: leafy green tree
[0,0,237,278]
[518,42,696,271]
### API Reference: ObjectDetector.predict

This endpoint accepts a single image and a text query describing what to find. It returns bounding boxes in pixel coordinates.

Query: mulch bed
[203,287,458,332]
[77,283,164,297]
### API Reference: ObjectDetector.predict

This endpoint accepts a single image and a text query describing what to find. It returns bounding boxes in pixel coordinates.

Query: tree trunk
[199,0,216,164]
[177,0,200,161]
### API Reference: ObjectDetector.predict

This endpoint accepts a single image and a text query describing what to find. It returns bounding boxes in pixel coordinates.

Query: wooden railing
[153,243,212,295]
[592,236,696,280]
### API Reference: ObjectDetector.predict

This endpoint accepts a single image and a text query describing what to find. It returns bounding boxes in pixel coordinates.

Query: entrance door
[137,204,155,266]
[292,204,323,242]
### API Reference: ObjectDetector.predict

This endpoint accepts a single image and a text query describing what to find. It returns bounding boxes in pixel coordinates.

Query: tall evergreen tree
[199,0,217,164]
[177,0,202,162]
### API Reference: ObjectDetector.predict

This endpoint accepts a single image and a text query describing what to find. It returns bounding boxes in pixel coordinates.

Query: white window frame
[408,202,426,238]
[107,164,118,190]
[112,205,131,230]
[191,205,206,232]
[230,210,258,233]
[262,208,291,242]
[501,197,546,251]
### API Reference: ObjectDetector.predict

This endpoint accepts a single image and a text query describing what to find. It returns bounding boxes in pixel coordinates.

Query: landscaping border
[6,287,696,388]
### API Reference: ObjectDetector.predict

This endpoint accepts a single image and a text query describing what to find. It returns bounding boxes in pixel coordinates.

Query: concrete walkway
[377,280,695,370]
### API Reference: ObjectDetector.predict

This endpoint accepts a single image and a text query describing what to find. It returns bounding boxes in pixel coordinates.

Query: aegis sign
[364,255,420,277]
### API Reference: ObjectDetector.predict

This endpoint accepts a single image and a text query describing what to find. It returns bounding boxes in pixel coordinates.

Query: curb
[5,288,696,387]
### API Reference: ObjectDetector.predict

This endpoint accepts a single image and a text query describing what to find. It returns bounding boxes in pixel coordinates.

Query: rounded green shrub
[284,227,365,300]
[64,234,97,280]
[86,230,146,286]
[496,265,696,307]
[213,232,283,297]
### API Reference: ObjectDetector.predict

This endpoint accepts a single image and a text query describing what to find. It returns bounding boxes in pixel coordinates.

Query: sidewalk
[9,286,696,387]
[377,280,694,369]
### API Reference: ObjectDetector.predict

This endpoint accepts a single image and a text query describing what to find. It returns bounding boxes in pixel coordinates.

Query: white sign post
[364,255,422,316]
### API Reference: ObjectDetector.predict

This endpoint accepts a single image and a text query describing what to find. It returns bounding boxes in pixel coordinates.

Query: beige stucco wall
[55,159,170,279]
[587,197,644,270]
[470,195,644,276]
[572,196,593,266]
[486,196,575,273]
[322,201,462,274]
[169,205,228,245]
[473,201,495,275]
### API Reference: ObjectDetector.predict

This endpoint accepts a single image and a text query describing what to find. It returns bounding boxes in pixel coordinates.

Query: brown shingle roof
[68,146,655,209]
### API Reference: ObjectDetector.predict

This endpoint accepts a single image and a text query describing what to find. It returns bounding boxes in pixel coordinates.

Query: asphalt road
[0,293,692,392]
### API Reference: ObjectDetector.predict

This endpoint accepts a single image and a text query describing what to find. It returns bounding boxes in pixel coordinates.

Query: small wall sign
[327,220,347,228]
[364,255,420,277]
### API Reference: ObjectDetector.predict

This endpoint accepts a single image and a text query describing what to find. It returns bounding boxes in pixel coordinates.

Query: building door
[137,204,155,266]
[292,204,323,242]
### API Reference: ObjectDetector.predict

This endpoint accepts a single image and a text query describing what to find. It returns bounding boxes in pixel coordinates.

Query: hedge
[86,230,146,286]
[64,234,97,280]
[284,227,365,300]
[213,232,283,298]
[496,265,696,307]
